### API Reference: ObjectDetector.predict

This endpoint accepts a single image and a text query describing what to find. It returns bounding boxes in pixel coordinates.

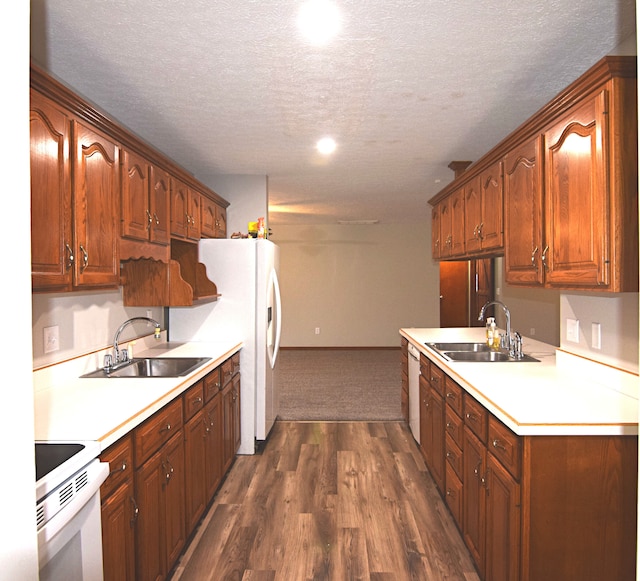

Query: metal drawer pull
[109,461,127,476]
[79,244,89,272]
[65,243,74,269]
[160,423,171,433]
[192,397,203,406]
[130,496,139,526]
[492,438,507,451]
[466,412,479,423]
[446,392,456,399]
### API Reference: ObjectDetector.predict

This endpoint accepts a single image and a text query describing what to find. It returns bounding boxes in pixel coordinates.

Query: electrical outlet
[146,310,153,319]
[566,318,580,343]
[44,325,60,353]
[530,328,536,336]
[315,327,321,335]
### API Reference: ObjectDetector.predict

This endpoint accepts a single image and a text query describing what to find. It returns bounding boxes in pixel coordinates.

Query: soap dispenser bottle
[486,317,496,347]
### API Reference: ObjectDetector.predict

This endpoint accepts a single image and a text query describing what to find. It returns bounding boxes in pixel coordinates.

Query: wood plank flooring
[170,421,480,581]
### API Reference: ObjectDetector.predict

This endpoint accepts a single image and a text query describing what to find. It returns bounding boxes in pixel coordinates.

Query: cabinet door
[149,165,170,245]
[170,178,189,238]
[215,205,227,238]
[135,449,166,581]
[485,454,521,581]
[184,410,207,534]
[428,390,445,493]
[464,177,482,254]
[431,205,441,259]
[163,430,186,571]
[479,161,503,252]
[463,427,486,577]
[439,199,452,258]
[200,196,218,238]
[204,393,224,500]
[232,374,241,454]
[504,136,544,286]
[450,189,465,256]
[187,190,202,240]
[101,480,136,581]
[30,90,73,291]
[72,121,120,287]
[544,91,609,288]
[121,149,150,242]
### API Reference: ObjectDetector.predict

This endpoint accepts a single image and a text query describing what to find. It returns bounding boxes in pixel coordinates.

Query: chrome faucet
[478,300,513,353]
[105,316,161,371]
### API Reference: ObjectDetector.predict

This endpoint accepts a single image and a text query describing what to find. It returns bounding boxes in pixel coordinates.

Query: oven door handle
[37,461,109,551]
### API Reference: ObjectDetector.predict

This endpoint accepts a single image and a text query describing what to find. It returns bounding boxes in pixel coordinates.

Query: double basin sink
[425,342,539,363]
[82,357,211,378]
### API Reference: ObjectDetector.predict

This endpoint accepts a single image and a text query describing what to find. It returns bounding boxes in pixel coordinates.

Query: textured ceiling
[30,0,636,226]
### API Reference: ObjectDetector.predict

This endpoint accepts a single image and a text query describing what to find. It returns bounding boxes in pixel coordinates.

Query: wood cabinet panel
[450,188,465,256]
[149,165,171,245]
[463,393,487,444]
[462,426,486,577]
[488,415,522,481]
[72,120,120,288]
[504,136,545,286]
[204,393,224,500]
[101,479,136,581]
[121,149,151,242]
[485,454,521,581]
[183,381,204,423]
[134,398,183,468]
[184,410,207,534]
[30,90,73,291]
[445,462,463,530]
[444,376,463,417]
[544,90,608,288]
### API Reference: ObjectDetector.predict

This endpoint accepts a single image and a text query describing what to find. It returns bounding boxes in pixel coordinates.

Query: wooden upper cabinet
[450,188,465,257]
[121,149,170,248]
[464,161,503,256]
[201,196,227,239]
[439,198,452,258]
[170,179,201,241]
[73,120,121,288]
[431,205,441,258]
[544,90,610,289]
[504,136,545,286]
[30,90,73,291]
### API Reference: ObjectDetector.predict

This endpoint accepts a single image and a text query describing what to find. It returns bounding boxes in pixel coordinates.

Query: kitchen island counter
[33,338,242,451]
[401,327,637,436]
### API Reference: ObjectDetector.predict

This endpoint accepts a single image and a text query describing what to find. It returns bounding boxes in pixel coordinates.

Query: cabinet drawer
[221,359,234,386]
[419,354,430,381]
[445,406,464,449]
[463,393,487,444]
[183,381,204,422]
[100,434,134,499]
[445,432,463,480]
[203,367,222,401]
[134,398,183,468]
[488,415,521,480]
[445,462,463,529]
[444,377,463,417]
[427,363,445,397]
[231,352,240,375]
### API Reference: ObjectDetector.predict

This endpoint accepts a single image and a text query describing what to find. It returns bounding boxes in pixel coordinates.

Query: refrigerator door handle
[268,268,282,369]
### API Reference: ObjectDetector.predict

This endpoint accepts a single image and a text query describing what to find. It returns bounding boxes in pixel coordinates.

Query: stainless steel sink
[81,357,211,378]
[427,342,493,352]
[425,342,539,363]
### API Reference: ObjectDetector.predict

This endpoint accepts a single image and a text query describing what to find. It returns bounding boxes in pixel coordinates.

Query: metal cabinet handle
[466,412,478,423]
[79,244,89,273]
[153,212,160,225]
[492,438,506,451]
[159,423,171,433]
[541,245,549,271]
[109,461,127,476]
[65,243,74,270]
[146,210,153,229]
[446,392,455,400]
[130,496,139,527]
[192,397,203,406]
[531,246,539,270]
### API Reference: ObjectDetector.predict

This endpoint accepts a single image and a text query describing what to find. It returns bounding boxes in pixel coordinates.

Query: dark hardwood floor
[171,421,480,581]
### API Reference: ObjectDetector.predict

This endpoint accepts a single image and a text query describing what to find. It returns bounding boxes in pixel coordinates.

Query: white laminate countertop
[33,338,242,451]
[401,327,638,437]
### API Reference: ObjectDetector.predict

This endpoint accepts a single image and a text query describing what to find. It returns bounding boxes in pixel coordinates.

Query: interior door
[440,261,469,327]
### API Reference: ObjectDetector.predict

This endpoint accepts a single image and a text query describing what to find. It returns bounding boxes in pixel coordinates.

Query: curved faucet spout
[111,316,161,367]
[478,300,512,351]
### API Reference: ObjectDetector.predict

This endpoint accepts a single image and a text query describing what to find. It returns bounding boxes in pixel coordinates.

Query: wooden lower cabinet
[100,353,240,581]
[136,429,186,581]
[423,362,637,581]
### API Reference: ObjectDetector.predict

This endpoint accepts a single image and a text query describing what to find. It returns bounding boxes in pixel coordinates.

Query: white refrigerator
[169,238,282,455]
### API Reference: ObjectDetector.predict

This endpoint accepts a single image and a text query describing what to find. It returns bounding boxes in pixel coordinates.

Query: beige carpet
[276,348,402,421]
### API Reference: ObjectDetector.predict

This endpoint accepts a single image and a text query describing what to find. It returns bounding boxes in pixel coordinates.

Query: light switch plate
[566,318,580,343]
[591,323,602,349]
[44,325,60,353]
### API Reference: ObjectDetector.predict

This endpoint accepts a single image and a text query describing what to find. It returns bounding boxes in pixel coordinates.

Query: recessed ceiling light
[297,0,341,45]
[316,137,337,155]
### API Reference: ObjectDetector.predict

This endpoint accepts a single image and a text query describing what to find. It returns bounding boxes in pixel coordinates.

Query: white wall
[271,223,440,347]
[3,4,38,578]
[32,291,165,369]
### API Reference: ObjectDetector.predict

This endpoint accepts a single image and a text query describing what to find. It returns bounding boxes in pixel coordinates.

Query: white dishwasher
[407,343,421,443]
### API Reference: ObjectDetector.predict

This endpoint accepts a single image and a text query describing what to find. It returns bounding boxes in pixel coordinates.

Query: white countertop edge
[33,339,243,451]
[400,327,638,437]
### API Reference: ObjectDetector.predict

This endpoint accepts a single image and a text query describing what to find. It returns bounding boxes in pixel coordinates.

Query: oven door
[37,458,109,581]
